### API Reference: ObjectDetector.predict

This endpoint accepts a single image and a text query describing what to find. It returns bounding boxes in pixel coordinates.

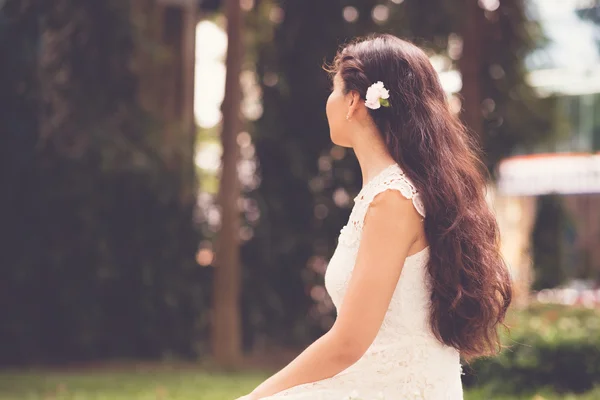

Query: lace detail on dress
[338,163,426,250]
[354,163,426,218]
[262,341,462,400]
[262,163,463,400]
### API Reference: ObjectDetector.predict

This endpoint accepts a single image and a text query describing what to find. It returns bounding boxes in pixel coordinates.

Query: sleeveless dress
[261,163,463,400]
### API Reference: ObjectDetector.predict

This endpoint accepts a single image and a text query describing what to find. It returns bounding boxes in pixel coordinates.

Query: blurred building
[495,0,600,304]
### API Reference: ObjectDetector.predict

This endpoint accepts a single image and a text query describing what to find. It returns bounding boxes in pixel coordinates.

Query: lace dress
[261,164,463,400]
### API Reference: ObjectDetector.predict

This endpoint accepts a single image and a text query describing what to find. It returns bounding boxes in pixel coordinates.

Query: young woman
[237,34,511,400]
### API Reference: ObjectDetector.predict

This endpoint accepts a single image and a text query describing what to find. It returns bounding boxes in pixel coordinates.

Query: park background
[1,0,600,399]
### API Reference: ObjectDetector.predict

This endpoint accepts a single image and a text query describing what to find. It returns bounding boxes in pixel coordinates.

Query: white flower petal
[365,88,377,101]
[365,81,390,109]
[365,99,381,109]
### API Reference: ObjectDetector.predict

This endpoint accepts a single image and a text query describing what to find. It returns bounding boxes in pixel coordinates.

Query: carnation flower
[365,81,390,110]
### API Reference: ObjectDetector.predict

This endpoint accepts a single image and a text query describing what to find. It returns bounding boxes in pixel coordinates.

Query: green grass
[0,368,599,400]
[0,368,267,400]
[464,386,600,400]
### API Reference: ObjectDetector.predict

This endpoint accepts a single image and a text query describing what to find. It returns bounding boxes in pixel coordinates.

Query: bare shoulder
[358,189,424,255]
[367,189,423,226]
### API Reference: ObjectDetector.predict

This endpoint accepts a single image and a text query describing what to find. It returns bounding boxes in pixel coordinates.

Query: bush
[464,304,600,395]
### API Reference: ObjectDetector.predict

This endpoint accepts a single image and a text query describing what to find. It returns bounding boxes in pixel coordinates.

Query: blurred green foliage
[531,195,571,290]
[465,304,600,395]
[0,0,203,365]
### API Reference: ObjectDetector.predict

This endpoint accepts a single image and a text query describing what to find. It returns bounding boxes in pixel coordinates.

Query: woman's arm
[247,190,422,399]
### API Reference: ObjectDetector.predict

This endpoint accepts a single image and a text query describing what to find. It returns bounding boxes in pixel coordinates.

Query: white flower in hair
[365,81,390,110]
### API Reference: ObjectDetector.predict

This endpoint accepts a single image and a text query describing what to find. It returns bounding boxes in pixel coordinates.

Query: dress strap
[354,164,426,219]
[338,164,426,248]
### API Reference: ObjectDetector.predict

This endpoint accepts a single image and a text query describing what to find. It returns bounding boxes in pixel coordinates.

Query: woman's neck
[351,126,397,187]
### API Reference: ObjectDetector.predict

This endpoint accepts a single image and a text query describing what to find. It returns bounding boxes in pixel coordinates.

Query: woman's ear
[346,91,363,120]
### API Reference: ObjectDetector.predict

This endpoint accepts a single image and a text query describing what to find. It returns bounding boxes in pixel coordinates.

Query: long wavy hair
[328,34,512,360]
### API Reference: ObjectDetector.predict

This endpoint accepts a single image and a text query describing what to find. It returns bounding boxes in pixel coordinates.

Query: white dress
[262,164,463,400]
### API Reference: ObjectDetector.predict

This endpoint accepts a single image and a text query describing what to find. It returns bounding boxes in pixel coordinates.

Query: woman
[237,34,512,400]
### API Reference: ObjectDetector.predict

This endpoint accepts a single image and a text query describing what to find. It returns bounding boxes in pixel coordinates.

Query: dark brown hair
[329,34,512,360]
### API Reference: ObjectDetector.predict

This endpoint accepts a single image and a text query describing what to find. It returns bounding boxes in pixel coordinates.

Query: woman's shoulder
[357,164,426,219]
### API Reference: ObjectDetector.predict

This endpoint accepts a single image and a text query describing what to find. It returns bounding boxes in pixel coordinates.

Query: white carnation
[365,81,390,110]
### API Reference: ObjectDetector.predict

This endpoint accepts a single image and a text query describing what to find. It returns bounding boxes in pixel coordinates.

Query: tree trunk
[459,0,485,143]
[212,0,244,367]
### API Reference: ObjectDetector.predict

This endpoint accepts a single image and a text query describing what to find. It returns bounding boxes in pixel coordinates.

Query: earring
[346,114,350,121]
